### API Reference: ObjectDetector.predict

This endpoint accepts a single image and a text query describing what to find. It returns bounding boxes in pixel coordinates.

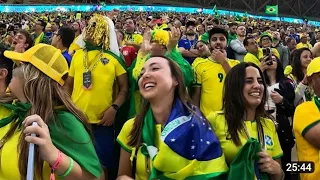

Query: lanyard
[83,50,103,72]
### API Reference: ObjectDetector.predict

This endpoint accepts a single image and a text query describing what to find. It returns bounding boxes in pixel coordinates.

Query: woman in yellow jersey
[0,44,102,180]
[117,56,228,180]
[207,62,285,180]
[287,48,314,106]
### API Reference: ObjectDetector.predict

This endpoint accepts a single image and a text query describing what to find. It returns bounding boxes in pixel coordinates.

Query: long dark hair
[128,56,191,147]
[264,55,285,86]
[223,62,268,146]
[291,47,311,82]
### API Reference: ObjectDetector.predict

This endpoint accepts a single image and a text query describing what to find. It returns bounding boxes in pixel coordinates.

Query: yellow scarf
[34,32,44,45]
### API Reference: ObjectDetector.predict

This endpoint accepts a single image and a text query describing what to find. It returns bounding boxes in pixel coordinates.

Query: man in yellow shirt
[293,57,320,180]
[65,14,128,178]
[68,21,83,56]
[122,18,143,50]
[296,33,312,50]
[192,27,239,117]
[244,35,280,66]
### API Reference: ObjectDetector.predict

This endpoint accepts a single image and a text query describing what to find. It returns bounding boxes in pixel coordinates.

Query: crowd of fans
[0,8,319,180]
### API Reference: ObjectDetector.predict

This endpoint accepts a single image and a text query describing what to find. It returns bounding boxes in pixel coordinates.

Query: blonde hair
[7,63,90,180]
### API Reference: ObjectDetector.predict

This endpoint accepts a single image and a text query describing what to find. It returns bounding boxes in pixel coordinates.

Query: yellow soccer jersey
[0,105,58,179]
[68,36,81,54]
[192,58,239,117]
[122,33,143,46]
[293,101,320,180]
[207,111,283,165]
[296,42,312,50]
[69,50,126,124]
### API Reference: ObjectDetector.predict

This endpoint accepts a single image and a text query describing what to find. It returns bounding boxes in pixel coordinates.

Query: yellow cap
[4,44,68,86]
[307,57,320,77]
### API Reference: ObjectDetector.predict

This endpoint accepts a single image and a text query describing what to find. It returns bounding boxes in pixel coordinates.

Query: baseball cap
[4,44,68,86]
[307,57,320,77]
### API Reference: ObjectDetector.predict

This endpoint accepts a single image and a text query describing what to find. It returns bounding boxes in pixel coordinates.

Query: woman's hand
[271,91,283,104]
[23,115,59,166]
[257,151,283,178]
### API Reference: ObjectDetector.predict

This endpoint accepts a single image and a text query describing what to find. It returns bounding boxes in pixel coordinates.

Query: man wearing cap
[178,21,199,64]
[65,14,128,178]
[296,33,312,49]
[293,57,320,180]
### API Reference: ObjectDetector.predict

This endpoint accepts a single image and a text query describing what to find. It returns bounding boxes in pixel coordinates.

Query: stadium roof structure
[116,0,320,20]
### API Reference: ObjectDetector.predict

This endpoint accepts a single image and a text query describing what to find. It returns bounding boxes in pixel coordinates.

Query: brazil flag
[265,5,278,15]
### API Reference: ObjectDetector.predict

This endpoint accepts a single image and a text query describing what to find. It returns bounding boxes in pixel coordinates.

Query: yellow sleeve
[207,111,218,129]
[296,43,303,49]
[105,53,127,77]
[115,59,126,77]
[270,122,283,159]
[117,119,135,153]
[228,59,240,67]
[191,58,204,86]
[294,102,320,137]
[244,53,260,66]
[134,34,143,45]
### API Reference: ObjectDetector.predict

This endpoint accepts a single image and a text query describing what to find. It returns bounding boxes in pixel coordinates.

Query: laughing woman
[117,56,228,180]
[0,44,102,180]
[208,63,285,180]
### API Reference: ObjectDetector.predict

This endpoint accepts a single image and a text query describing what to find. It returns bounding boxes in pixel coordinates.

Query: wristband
[59,157,74,178]
[50,150,63,180]
[111,104,120,112]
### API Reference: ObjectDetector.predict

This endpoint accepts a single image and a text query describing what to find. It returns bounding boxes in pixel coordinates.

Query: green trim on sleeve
[272,153,283,160]
[302,120,320,137]
[116,139,132,153]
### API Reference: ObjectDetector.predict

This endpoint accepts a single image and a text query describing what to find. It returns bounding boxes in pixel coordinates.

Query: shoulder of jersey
[296,101,317,111]
[192,57,208,65]
[227,59,240,64]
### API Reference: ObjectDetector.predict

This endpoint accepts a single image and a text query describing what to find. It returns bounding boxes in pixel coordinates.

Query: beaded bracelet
[59,157,74,178]
[50,151,63,180]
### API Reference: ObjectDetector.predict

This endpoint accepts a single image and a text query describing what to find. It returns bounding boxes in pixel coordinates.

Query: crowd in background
[0,8,319,180]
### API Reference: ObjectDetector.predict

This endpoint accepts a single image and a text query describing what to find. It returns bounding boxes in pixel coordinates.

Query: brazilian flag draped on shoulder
[0,102,102,178]
[141,98,228,179]
[127,37,193,118]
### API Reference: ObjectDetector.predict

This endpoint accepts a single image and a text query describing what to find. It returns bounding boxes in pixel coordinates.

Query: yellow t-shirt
[0,105,58,179]
[296,42,312,50]
[117,119,161,180]
[117,119,228,180]
[293,101,320,180]
[122,33,143,46]
[244,48,280,66]
[192,58,239,117]
[68,36,81,54]
[69,50,126,124]
[207,111,283,165]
